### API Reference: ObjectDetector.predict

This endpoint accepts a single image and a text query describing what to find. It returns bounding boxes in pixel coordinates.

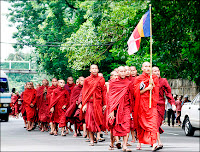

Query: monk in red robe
[47,78,58,135]
[152,66,176,150]
[134,62,159,151]
[80,64,107,146]
[64,77,76,96]
[50,80,70,136]
[130,66,138,143]
[11,90,20,118]
[108,66,133,151]
[64,76,76,132]
[23,82,37,131]
[65,76,84,137]
[36,79,49,132]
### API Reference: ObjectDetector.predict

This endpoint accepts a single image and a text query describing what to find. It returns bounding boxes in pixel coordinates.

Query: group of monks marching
[11,62,176,152]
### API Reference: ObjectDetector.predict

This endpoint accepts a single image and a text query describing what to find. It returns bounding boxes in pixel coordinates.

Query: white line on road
[164,132,179,136]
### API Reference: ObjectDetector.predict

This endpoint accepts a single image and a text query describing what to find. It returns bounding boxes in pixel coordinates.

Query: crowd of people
[10,62,187,152]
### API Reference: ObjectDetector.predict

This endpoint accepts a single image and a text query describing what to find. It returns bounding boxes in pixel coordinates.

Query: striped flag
[128,10,150,55]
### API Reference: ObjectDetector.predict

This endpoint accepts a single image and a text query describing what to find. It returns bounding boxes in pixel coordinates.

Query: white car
[180,93,200,136]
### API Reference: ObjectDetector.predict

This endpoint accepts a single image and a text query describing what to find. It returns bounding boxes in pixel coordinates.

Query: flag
[127,10,150,55]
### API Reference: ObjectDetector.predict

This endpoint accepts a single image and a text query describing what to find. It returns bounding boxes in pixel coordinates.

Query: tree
[7,0,200,83]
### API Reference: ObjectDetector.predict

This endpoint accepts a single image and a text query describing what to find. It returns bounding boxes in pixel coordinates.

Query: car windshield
[192,93,200,104]
[0,78,9,93]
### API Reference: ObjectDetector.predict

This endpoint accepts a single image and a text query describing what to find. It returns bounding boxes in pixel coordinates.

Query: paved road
[1,117,199,151]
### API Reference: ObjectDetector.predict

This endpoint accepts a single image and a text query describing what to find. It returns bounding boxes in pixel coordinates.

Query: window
[0,78,9,93]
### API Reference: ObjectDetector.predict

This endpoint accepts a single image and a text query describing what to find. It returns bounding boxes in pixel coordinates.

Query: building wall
[168,79,200,100]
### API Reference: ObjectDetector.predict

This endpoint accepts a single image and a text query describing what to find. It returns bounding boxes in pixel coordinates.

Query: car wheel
[184,117,195,136]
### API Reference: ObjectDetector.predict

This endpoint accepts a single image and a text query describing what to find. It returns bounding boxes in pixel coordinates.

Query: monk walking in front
[23,82,37,131]
[50,80,69,136]
[134,62,159,151]
[108,66,133,151]
[80,64,107,146]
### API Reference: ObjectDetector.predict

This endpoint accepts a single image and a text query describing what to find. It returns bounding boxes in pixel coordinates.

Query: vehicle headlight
[3,103,9,107]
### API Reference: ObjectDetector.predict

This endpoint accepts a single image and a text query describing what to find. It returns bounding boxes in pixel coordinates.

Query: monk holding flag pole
[128,4,159,151]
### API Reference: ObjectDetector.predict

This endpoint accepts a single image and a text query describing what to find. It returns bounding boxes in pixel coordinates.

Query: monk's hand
[109,111,114,119]
[146,84,153,91]
[50,107,54,113]
[102,105,106,111]
[172,104,176,111]
[78,104,82,109]
[82,104,87,112]
[30,103,34,107]
[62,105,66,109]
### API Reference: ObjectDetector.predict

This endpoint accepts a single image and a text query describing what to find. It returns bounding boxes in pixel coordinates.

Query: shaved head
[124,66,130,77]
[52,78,58,87]
[67,77,74,85]
[130,66,137,77]
[90,64,99,76]
[110,71,118,79]
[42,79,48,86]
[58,79,65,88]
[79,76,85,86]
[152,66,160,78]
[142,62,151,75]
[118,66,126,79]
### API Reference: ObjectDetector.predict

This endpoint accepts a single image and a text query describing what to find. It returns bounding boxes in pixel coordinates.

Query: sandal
[152,145,163,151]
[98,137,105,142]
[89,143,94,146]
[54,132,58,136]
[61,131,66,136]
[85,138,90,142]
[122,147,132,152]
[116,142,122,149]
[127,143,132,146]
[49,132,54,135]
[108,145,114,150]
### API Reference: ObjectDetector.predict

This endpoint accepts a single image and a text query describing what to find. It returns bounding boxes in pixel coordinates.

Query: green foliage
[7,0,200,84]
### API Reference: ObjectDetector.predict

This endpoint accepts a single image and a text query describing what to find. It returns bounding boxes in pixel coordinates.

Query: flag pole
[149,4,152,108]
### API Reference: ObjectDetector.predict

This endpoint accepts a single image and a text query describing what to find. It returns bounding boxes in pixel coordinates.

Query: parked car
[180,93,200,136]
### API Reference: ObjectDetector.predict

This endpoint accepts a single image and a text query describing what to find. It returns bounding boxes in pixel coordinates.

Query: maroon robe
[157,77,175,133]
[134,72,159,145]
[36,85,50,123]
[23,89,37,121]
[50,86,69,127]
[80,74,107,132]
[47,85,57,122]
[108,77,133,136]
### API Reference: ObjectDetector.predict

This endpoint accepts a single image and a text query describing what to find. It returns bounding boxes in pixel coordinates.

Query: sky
[1,1,31,61]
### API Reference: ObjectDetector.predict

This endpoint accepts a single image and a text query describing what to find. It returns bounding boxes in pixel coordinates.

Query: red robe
[64,82,76,96]
[134,72,159,145]
[80,74,107,132]
[108,77,133,136]
[23,89,37,121]
[11,94,20,116]
[157,77,175,133]
[65,84,83,118]
[47,85,57,122]
[50,86,69,127]
[36,85,50,123]
[129,76,137,130]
